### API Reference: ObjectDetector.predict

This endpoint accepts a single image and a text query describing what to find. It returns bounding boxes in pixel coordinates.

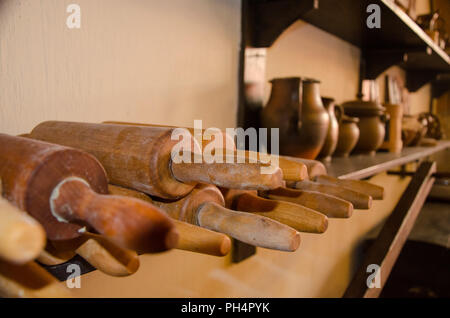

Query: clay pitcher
[318,97,339,161]
[294,79,329,159]
[260,77,301,154]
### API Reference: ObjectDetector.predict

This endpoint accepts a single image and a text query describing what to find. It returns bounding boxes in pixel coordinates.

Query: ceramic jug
[295,79,329,159]
[318,97,339,161]
[260,77,301,154]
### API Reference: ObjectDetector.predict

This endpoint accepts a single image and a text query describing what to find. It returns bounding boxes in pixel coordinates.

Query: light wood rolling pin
[0,134,178,254]
[282,157,328,179]
[148,184,300,252]
[259,187,353,218]
[40,232,140,277]
[0,260,71,298]
[281,156,384,199]
[103,121,308,182]
[221,189,328,233]
[313,175,384,200]
[292,181,372,209]
[29,121,283,200]
[244,151,309,181]
[37,247,76,266]
[108,185,231,257]
[0,195,46,264]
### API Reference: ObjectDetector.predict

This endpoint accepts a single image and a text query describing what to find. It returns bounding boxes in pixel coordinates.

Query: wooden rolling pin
[221,189,328,233]
[282,156,384,199]
[75,233,139,277]
[313,175,384,200]
[108,185,231,257]
[37,248,76,266]
[103,121,237,151]
[0,260,71,298]
[0,134,178,254]
[148,184,300,251]
[103,121,308,182]
[245,151,308,181]
[40,233,140,277]
[280,156,328,179]
[260,187,353,218]
[292,181,372,209]
[0,195,46,264]
[29,121,283,199]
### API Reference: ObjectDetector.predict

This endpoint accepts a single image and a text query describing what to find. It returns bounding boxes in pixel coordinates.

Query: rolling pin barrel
[0,134,178,254]
[0,196,46,264]
[30,121,283,199]
[30,121,195,199]
[104,121,305,183]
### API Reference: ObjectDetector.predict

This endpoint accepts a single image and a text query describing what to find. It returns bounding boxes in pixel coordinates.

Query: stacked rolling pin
[0,120,384,297]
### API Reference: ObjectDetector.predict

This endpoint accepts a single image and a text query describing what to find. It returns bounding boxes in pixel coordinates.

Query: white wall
[0,0,240,135]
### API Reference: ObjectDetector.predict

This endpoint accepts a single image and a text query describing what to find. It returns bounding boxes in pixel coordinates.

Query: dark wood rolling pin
[147,184,300,252]
[221,189,328,233]
[108,185,231,257]
[29,121,283,200]
[282,156,384,199]
[103,121,308,182]
[0,134,178,254]
[292,180,372,209]
[0,195,47,264]
[0,260,71,298]
[259,187,353,218]
[38,233,140,277]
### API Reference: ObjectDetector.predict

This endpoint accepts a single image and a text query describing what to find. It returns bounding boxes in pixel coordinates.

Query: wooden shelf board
[324,141,450,180]
[343,161,436,297]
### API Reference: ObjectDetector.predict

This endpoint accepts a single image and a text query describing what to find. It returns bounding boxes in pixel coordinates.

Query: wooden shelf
[344,161,437,297]
[324,141,450,180]
[244,0,450,91]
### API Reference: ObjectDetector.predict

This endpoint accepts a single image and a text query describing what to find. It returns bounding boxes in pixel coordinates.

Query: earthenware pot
[342,99,387,155]
[318,97,339,161]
